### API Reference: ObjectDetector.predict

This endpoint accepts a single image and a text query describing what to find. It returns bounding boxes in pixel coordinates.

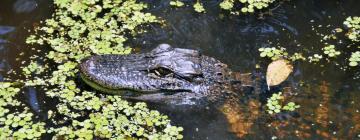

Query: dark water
[1,0,360,139]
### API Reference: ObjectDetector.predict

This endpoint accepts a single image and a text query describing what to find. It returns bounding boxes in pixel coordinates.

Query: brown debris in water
[316,81,330,128]
[220,99,260,138]
[347,95,360,138]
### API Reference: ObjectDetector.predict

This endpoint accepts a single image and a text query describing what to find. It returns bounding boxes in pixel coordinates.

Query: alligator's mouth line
[80,73,192,96]
[79,44,231,104]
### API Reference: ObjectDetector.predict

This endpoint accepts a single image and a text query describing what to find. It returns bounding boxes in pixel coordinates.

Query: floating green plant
[344,16,360,42]
[0,83,47,139]
[258,16,359,69]
[26,0,158,62]
[170,0,281,14]
[0,82,21,107]
[349,51,360,67]
[322,45,341,58]
[289,53,306,61]
[194,1,205,13]
[170,0,185,7]
[266,93,283,114]
[1,0,183,139]
[282,102,300,111]
[21,61,45,76]
[266,92,300,115]
[308,54,323,63]
[259,47,288,60]
[220,0,277,14]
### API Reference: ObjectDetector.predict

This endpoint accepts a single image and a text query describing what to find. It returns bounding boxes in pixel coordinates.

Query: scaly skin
[80,44,236,104]
[80,44,268,138]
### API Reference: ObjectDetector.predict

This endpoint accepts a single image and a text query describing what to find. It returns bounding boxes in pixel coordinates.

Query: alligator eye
[193,76,203,83]
[150,67,173,77]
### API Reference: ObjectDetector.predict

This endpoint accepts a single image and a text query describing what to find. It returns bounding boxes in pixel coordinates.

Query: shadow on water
[0,0,360,139]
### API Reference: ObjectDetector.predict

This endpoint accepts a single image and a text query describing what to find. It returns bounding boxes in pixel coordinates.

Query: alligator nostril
[87,59,95,68]
[79,56,99,75]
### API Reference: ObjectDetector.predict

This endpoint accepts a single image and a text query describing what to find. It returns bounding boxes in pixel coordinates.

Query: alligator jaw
[81,72,205,104]
[122,92,204,105]
[79,44,232,104]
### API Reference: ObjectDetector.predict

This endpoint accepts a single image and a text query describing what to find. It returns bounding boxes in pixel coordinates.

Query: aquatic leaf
[170,0,184,7]
[266,59,293,87]
[193,2,205,13]
[349,51,360,67]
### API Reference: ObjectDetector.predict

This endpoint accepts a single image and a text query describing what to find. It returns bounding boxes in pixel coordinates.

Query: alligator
[79,44,297,137]
[80,44,254,105]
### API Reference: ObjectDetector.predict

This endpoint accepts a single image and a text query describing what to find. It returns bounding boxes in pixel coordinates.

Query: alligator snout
[80,56,98,77]
[79,44,231,103]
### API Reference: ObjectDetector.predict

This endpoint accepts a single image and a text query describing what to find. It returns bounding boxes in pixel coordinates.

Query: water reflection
[0,60,10,82]
[0,39,8,44]
[220,99,261,138]
[0,24,14,82]
[238,7,298,36]
[25,87,41,113]
[0,0,359,139]
[13,0,38,13]
[137,0,360,139]
[0,25,15,35]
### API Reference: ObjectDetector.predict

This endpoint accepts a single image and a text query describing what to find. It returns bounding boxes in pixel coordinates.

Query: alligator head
[80,44,240,104]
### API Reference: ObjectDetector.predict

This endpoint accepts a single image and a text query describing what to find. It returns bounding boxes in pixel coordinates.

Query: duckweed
[282,102,300,111]
[21,61,45,76]
[289,53,306,61]
[308,54,323,63]
[349,51,360,67]
[322,45,341,58]
[220,0,277,14]
[259,47,305,61]
[259,47,288,60]
[343,16,360,42]
[266,92,283,114]
[266,92,300,115]
[193,1,205,13]
[1,0,183,139]
[170,0,185,7]
[0,83,46,139]
[26,0,159,62]
[0,82,21,106]
[259,16,359,68]
[169,0,281,14]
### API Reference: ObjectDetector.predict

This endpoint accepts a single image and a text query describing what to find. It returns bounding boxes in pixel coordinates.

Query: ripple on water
[13,0,37,13]
[0,25,15,35]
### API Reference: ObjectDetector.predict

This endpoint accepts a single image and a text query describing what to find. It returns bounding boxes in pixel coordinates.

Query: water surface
[1,0,360,139]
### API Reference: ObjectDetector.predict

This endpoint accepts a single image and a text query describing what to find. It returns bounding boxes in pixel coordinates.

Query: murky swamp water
[1,0,360,139]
